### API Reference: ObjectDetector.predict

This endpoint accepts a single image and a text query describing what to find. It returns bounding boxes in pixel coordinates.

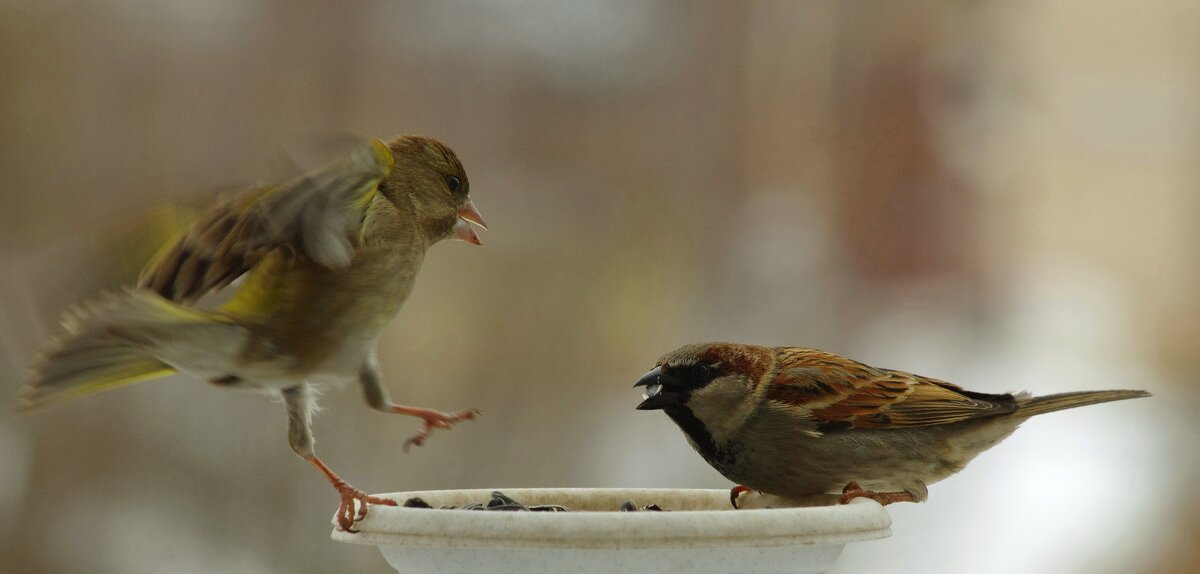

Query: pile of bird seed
[402,491,665,512]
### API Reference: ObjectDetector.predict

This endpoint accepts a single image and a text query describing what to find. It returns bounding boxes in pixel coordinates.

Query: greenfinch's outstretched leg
[358,359,481,451]
[283,385,395,532]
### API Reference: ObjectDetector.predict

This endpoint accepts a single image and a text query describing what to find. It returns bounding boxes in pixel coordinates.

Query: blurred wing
[765,348,1017,431]
[138,135,393,302]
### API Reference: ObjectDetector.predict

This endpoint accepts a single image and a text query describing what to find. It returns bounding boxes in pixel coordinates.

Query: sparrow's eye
[684,364,713,381]
[445,175,463,193]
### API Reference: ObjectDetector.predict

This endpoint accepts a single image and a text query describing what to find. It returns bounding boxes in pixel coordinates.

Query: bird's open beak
[634,367,678,410]
[453,199,487,245]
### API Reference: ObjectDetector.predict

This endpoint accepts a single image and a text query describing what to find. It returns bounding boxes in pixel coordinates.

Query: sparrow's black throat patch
[663,404,719,461]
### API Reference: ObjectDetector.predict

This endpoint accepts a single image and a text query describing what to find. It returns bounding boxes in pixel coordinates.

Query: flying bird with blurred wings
[18,133,487,531]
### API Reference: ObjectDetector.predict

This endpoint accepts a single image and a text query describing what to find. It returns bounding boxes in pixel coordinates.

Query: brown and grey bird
[634,342,1149,508]
[17,133,487,531]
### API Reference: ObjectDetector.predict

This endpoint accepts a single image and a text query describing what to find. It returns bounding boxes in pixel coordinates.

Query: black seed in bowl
[398,491,669,512]
[402,497,432,508]
[489,504,531,511]
[528,505,570,512]
[488,491,523,508]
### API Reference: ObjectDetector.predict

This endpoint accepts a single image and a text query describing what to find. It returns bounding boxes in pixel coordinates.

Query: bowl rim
[331,487,892,550]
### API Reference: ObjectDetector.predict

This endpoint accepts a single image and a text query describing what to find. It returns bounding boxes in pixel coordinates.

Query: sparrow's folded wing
[766,348,1018,432]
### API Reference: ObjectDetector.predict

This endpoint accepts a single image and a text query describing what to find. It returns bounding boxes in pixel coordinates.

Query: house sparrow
[634,342,1149,508]
[17,133,487,531]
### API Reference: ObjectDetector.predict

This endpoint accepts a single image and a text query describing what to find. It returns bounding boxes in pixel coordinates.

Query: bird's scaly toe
[838,481,916,506]
[399,407,482,451]
[729,485,754,509]
[335,485,397,532]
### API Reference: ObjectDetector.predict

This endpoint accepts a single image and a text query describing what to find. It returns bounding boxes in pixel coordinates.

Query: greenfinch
[18,133,487,531]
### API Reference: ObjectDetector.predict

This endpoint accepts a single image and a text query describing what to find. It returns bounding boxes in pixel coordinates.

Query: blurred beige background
[2,1,1198,572]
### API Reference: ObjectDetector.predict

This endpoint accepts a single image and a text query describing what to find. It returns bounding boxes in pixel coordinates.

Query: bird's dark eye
[445,175,463,193]
[661,363,718,390]
[677,364,713,382]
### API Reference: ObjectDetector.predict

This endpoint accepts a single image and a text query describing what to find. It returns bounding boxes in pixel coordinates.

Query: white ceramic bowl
[331,488,891,574]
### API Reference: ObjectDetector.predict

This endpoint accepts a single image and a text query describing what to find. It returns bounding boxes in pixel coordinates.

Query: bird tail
[17,289,232,412]
[1016,389,1150,418]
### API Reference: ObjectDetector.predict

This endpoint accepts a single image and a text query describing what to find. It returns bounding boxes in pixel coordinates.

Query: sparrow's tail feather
[17,289,239,412]
[1016,389,1150,418]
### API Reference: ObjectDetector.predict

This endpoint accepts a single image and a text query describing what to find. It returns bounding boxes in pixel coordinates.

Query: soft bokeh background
[2,1,1197,572]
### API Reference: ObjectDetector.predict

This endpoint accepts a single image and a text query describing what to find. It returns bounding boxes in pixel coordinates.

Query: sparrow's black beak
[634,366,678,410]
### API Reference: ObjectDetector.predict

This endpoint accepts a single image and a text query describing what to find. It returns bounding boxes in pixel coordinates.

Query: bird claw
[729,485,755,509]
[838,481,916,506]
[335,486,397,532]
[402,408,482,452]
